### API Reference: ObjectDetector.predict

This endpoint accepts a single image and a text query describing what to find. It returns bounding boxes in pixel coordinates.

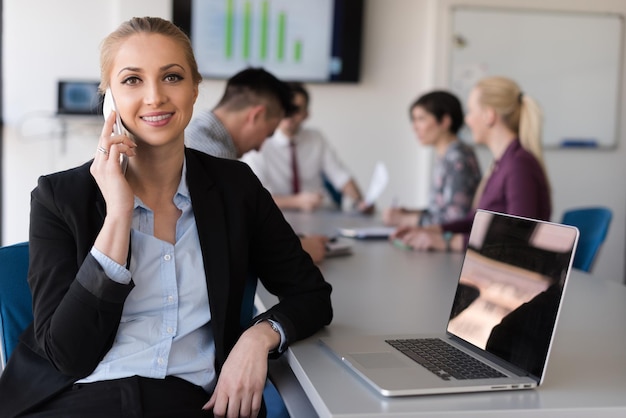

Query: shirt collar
[208,111,238,159]
[273,129,294,147]
[493,138,521,172]
[133,157,190,210]
[498,138,521,162]
[176,158,191,202]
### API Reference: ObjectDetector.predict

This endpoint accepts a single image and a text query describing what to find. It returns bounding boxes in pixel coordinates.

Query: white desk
[259,210,626,417]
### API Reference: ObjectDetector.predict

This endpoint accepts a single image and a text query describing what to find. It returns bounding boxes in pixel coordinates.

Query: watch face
[268,320,280,333]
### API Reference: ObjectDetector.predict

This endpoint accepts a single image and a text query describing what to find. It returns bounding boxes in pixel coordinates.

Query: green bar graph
[294,39,302,62]
[260,1,269,60]
[277,12,286,61]
[222,1,304,64]
[242,1,252,59]
[225,0,234,58]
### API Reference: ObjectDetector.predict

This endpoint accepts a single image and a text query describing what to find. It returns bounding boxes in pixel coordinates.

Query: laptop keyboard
[386,338,507,381]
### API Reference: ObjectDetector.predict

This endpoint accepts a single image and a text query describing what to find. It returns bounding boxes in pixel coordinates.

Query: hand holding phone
[103,88,134,172]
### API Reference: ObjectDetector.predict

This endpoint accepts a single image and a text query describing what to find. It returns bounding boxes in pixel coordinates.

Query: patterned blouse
[419,140,481,226]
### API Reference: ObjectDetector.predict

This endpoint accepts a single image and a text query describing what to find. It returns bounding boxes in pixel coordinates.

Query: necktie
[290,141,300,194]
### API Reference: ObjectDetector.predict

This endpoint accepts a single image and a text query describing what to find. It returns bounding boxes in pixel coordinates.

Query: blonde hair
[471,76,550,208]
[98,17,202,92]
[475,76,545,169]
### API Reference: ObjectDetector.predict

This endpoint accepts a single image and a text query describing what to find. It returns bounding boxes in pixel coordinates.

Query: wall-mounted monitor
[173,0,365,83]
[57,80,103,116]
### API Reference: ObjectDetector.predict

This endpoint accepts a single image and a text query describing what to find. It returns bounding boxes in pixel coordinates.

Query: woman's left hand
[204,322,279,417]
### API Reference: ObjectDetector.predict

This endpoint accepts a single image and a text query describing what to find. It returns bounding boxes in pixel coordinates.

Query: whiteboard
[449,7,623,148]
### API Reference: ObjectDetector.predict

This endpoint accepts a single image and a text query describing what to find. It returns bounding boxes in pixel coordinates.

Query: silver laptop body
[321,210,579,396]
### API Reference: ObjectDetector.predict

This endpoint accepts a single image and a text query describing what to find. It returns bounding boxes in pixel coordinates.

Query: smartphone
[102,88,133,172]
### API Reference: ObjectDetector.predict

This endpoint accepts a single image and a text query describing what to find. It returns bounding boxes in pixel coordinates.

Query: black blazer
[0,148,332,417]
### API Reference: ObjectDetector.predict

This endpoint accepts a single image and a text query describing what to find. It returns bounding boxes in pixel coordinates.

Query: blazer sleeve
[27,173,134,377]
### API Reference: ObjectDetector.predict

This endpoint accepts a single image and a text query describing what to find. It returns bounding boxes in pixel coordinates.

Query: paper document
[364,162,389,205]
[337,226,396,240]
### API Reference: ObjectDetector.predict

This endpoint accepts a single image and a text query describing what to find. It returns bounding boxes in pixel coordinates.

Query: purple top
[443,139,551,234]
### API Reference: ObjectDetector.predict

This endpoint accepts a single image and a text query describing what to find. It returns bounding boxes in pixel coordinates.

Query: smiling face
[107,33,198,149]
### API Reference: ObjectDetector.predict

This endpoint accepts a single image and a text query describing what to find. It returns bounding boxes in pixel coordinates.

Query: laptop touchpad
[349,353,408,369]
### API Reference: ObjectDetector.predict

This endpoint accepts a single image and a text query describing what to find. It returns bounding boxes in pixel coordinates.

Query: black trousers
[22,375,221,418]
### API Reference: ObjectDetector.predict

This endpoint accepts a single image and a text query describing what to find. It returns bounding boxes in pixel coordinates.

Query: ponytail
[476,76,547,170]
[518,93,545,170]
[472,76,550,206]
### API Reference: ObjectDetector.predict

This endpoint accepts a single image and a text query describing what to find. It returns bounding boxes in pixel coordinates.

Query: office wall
[433,0,626,286]
[2,0,625,284]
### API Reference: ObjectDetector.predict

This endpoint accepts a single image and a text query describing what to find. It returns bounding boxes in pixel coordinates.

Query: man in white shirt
[243,82,372,213]
[185,69,329,263]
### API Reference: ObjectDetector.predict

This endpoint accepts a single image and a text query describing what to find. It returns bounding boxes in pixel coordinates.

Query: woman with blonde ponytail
[391,76,551,252]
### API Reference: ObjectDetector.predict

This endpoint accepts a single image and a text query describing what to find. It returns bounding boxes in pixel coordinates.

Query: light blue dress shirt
[78,160,216,392]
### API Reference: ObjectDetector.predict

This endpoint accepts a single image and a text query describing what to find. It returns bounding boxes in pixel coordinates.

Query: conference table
[257,209,626,417]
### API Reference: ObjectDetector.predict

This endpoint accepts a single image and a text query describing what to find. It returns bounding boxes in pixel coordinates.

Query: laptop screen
[447,210,578,379]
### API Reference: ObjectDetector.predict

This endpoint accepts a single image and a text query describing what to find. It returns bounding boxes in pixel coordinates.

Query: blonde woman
[392,76,551,252]
[0,17,332,417]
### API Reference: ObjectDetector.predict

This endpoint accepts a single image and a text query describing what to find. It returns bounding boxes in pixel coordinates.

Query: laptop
[320,210,579,396]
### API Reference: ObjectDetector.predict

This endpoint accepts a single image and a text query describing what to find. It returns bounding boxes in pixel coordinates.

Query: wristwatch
[266,319,281,334]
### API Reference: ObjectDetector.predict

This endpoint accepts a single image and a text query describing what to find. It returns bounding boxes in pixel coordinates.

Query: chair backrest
[322,173,342,208]
[0,242,33,368]
[561,207,612,272]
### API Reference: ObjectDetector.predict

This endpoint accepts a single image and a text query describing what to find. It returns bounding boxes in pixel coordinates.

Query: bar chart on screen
[191,0,334,80]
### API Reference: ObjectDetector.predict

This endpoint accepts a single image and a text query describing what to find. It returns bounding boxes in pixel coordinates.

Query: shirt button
[167,326,174,334]
[157,357,165,365]
[164,254,171,261]
[167,295,174,303]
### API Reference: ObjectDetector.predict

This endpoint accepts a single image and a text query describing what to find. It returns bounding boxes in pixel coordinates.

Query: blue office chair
[0,242,289,417]
[322,173,343,208]
[561,207,612,273]
[0,242,32,369]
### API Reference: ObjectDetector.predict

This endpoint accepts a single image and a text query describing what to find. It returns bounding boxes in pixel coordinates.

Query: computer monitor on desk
[56,80,103,117]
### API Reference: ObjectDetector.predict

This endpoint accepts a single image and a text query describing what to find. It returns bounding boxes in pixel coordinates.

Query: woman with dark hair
[391,77,551,252]
[383,90,481,227]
